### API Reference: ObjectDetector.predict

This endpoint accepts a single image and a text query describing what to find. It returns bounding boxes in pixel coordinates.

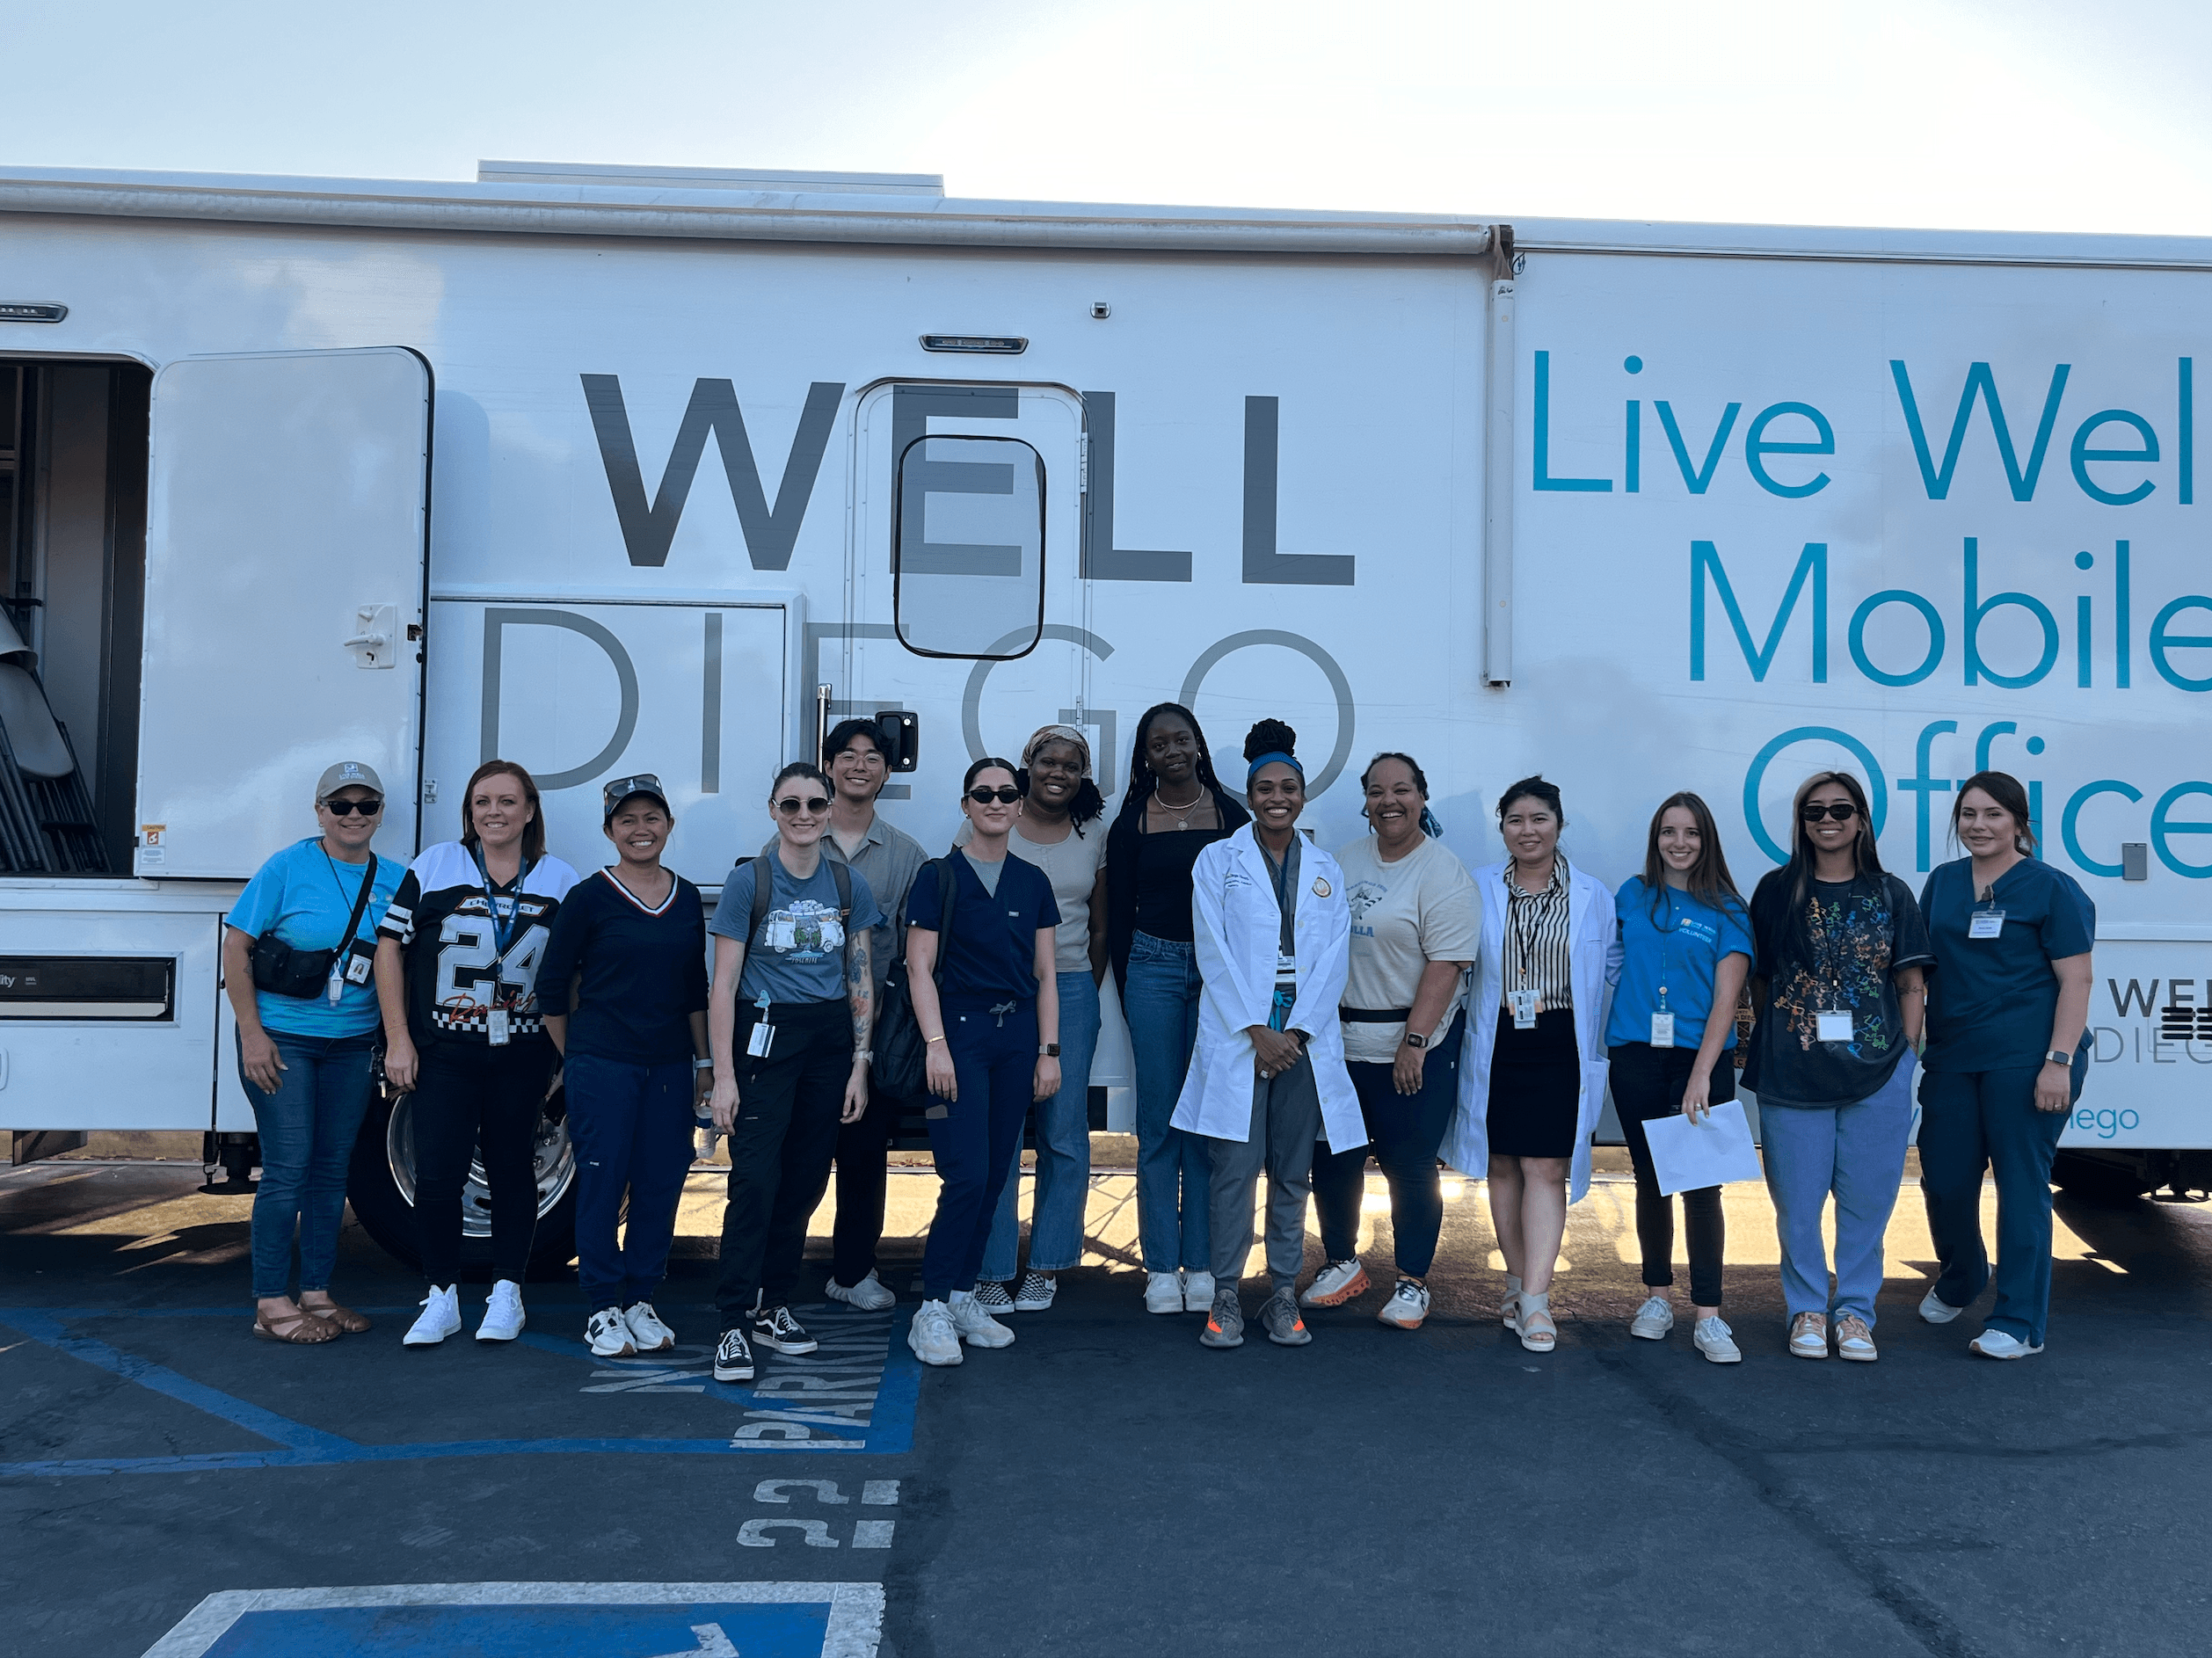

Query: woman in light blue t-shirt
[221,761,403,1344]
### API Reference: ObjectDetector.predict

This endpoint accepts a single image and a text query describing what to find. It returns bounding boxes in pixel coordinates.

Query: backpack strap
[830,858,853,964]
[746,853,775,950]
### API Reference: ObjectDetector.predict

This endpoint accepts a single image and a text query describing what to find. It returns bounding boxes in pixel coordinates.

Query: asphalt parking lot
[4,1152,2209,1658]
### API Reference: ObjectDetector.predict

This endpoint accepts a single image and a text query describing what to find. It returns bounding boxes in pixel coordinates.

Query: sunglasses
[966,785,1022,805]
[323,799,382,817]
[1800,802,1859,823]
[775,796,831,815]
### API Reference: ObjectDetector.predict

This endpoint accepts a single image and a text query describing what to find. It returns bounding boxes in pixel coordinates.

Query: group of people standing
[223,706,2096,1371]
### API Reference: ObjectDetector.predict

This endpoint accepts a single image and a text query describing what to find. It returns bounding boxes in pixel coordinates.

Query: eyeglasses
[323,799,382,817]
[1799,802,1859,823]
[774,796,831,815]
[966,785,1022,805]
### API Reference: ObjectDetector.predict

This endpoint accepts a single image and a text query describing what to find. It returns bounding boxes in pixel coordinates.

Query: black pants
[715,1000,853,1326]
[1607,1041,1734,1308]
[411,1037,558,1286]
[1311,1009,1466,1278]
[831,1077,906,1289]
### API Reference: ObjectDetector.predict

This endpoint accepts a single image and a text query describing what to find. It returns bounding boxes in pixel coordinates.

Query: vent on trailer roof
[477,161,944,196]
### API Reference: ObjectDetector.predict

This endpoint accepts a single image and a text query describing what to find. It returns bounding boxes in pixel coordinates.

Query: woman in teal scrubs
[1916,770,2095,1360]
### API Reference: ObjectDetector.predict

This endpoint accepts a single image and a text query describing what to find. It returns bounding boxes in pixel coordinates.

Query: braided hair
[1114,702,1228,825]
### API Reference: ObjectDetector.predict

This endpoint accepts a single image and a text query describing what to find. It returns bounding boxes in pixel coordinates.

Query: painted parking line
[0,1304,918,1478]
[142,1582,883,1658]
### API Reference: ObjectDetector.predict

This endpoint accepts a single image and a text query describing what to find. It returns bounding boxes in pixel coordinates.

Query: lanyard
[320,844,366,937]
[470,845,531,959]
[1510,870,1553,987]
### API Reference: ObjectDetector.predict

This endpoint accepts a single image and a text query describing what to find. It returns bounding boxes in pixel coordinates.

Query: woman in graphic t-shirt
[1607,792,1755,1363]
[1743,770,1932,1364]
[962,724,1110,1317]
[1916,770,2095,1360]
[1102,702,1251,1316]
[376,760,580,1349]
[1306,753,1479,1333]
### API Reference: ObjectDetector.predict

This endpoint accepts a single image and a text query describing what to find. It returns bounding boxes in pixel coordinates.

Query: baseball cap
[315,760,385,804]
[602,773,671,822]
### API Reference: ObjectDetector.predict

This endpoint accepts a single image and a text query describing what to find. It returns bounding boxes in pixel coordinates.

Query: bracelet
[925,1034,947,1045]
[853,1050,873,1065]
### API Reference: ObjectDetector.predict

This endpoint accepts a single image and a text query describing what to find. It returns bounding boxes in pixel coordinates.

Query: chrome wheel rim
[385,1093,576,1237]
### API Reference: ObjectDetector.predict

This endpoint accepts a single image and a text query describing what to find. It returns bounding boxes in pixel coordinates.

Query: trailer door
[136,348,431,877]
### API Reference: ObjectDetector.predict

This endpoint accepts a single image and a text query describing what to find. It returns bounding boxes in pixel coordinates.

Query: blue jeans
[922,998,1037,1300]
[1760,1061,1917,1326]
[982,971,1101,1280]
[564,1052,699,1310]
[1123,932,1211,1273]
[236,1028,375,1299]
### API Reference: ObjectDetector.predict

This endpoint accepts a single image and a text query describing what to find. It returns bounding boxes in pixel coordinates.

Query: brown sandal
[253,1306,340,1344]
[298,1299,371,1334]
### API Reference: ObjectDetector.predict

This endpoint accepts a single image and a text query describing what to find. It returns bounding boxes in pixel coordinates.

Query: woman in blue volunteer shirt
[539,775,711,1360]
[902,758,1062,1368]
[704,763,881,1385]
[1608,792,1754,1363]
[1917,771,2095,1360]
[222,760,404,1343]
[377,760,580,1349]
[1743,770,1931,1363]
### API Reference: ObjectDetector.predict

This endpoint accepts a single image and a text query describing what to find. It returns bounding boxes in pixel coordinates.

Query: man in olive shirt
[760,718,927,1309]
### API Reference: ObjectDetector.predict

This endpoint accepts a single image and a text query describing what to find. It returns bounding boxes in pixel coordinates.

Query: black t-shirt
[376,841,580,1050]
[536,868,710,1065]
[1743,867,1932,1108]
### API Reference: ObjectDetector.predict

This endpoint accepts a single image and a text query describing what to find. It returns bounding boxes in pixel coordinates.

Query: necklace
[1151,782,1204,831]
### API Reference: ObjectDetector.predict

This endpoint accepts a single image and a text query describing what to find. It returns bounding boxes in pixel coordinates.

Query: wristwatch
[2045,1048,2075,1066]
[1039,1043,1061,1057]
[1403,1031,1430,1050]
[692,1058,714,1071]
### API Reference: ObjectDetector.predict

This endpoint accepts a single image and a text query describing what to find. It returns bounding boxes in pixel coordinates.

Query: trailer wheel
[346,1087,578,1281]
[2050,1149,2156,1204]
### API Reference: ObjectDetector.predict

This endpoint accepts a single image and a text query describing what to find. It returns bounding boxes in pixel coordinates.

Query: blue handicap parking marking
[0,1301,919,1478]
[147,1583,883,1658]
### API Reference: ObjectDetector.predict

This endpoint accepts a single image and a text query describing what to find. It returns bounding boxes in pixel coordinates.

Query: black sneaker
[713,1326,756,1383]
[751,1304,819,1355]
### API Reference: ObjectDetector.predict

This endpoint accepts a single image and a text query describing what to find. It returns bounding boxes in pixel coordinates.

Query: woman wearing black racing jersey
[375,760,579,1349]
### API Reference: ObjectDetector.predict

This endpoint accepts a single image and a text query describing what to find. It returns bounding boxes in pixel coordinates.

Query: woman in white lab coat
[1173,720,1364,1351]
[1443,776,1619,1353]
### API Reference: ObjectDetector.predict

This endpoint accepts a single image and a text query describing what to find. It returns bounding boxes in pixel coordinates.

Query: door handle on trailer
[344,603,399,668]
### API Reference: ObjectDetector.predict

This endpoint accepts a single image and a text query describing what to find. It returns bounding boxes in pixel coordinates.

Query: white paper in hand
[1643,1100,1765,1196]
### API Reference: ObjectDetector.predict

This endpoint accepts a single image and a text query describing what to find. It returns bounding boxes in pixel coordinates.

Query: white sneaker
[907,1299,964,1366]
[1377,1278,1430,1330]
[476,1279,526,1342]
[1146,1270,1186,1314]
[586,1306,636,1357]
[1300,1259,1369,1308]
[826,1269,897,1312]
[623,1302,675,1352]
[1629,1295,1676,1341]
[1011,1271,1057,1312]
[1834,1313,1878,1362]
[403,1285,462,1347]
[1969,1328,2043,1360]
[1788,1312,1829,1359]
[1181,1269,1216,1313]
[1693,1316,1742,1363]
[1919,1288,1964,1324]
[950,1293,1015,1349]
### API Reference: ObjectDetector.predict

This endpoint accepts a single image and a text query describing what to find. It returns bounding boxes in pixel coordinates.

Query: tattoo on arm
[848,933,874,1047]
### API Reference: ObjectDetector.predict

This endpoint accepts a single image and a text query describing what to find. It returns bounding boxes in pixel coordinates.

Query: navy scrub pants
[564,1052,698,1311]
[1917,1056,2084,1348]
[920,997,1037,1302]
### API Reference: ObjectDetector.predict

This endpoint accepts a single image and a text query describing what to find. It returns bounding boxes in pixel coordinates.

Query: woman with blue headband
[1171,720,1363,1350]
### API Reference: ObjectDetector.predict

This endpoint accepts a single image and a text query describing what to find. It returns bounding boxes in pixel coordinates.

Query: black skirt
[1486,1007,1581,1159]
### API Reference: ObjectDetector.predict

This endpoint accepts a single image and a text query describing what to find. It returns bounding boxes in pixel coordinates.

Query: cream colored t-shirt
[954,815,1107,973]
[1335,833,1483,1064]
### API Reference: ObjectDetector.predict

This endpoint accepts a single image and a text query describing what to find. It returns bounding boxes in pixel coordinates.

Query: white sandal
[1517,1289,1556,1353]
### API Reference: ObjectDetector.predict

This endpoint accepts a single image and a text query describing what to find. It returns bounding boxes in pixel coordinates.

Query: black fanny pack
[251,853,381,1000]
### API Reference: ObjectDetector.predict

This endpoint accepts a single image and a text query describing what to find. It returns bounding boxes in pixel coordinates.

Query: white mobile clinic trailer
[0,160,2205,1269]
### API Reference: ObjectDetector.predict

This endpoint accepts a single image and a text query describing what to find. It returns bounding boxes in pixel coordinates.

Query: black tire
[347,1086,579,1282]
[2049,1148,2156,1204]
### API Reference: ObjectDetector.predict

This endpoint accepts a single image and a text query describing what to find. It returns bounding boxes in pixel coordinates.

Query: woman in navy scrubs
[1917,770,2095,1359]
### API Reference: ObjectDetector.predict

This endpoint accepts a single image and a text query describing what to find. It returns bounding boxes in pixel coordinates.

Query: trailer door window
[891,433,1045,659]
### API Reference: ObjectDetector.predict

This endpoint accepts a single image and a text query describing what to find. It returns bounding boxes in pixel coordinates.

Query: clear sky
[11,0,2212,234]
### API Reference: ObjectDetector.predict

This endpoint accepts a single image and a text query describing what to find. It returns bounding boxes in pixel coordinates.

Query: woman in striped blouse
[1443,776,1620,1353]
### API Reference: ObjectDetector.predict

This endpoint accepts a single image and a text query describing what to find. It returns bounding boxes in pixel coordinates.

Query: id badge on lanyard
[1650,954,1674,1047]
[1816,1008,1852,1043]
[1509,988,1538,1029]
[747,996,776,1058]
[1968,907,2005,940]
[471,847,528,1048]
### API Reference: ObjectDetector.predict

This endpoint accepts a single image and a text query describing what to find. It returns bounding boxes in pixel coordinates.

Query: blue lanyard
[469,846,531,958]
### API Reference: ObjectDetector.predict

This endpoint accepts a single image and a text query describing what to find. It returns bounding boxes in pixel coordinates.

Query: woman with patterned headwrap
[955,724,1110,1314]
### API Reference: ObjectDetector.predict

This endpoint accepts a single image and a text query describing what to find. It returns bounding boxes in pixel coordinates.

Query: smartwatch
[1040,1043,1061,1057]
[1404,1031,1430,1050]
[2045,1049,2075,1067]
